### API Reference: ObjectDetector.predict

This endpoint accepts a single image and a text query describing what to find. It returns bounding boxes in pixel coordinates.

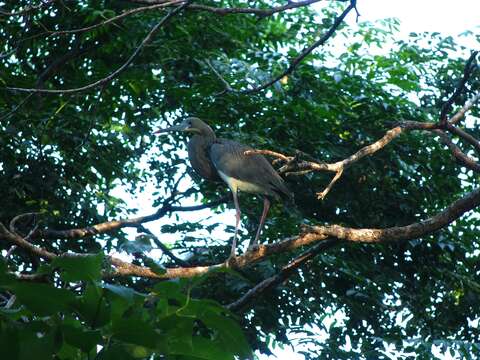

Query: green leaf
[61,325,102,352]
[112,318,158,348]
[96,344,136,360]
[102,283,140,304]
[153,281,187,303]
[75,284,110,328]
[200,312,251,358]
[18,327,56,360]
[10,282,75,316]
[52,253,104,281]
[190,336,234,360]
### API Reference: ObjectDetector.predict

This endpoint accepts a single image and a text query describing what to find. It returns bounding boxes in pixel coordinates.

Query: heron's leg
[230,190,241,258]
[250,197,270,249]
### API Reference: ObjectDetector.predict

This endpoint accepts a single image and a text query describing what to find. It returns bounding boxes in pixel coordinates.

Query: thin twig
[49,0,183,36]
[205,60,232,95]
[440,51,479,125]
[434,130,480,173]
[227,239,338,311]
[317,169,343,200]
[239,0,356,94]
[446,123,480,154]
[9,212,38,235]
[6,1,190,94]
[448,90,480,125]
[0,93,35,122]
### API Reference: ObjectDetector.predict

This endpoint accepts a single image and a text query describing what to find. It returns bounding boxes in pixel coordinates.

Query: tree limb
[440,51,478,125]
[3,187,479,280]
[445,123,480,154]
[434,130,480,173]
[448,90,480,125]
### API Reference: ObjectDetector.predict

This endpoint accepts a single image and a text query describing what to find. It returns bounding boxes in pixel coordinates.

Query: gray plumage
[210,140,292,200]
[156,117,292,258]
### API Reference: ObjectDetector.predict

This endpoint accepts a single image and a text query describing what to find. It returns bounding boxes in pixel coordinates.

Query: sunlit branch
[2,187,479,281]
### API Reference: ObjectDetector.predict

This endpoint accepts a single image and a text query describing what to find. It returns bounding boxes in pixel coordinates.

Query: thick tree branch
[4,187,479,280]
[0,223,56,260]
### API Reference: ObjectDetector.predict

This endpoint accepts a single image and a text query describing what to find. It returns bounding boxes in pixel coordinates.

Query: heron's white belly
[218,170,265,194]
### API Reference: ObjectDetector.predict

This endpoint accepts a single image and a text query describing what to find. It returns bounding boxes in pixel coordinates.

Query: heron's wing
[210,139,292,199]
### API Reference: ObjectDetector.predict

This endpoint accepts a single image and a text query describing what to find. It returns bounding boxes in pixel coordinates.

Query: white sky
[352,1,479,34]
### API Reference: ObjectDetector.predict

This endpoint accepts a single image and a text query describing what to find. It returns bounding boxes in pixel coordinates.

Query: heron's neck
[197,126,216,142]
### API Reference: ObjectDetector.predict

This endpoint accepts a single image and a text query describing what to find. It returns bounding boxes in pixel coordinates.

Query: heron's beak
[153,121,189,135]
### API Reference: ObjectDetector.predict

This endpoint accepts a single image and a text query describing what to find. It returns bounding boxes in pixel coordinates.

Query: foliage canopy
[1,0,480,359]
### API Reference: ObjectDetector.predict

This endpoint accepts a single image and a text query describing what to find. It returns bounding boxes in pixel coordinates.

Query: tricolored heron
[155,117,292,258]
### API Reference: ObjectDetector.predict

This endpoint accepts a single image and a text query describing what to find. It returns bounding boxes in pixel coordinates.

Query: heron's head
[154,117,214,137]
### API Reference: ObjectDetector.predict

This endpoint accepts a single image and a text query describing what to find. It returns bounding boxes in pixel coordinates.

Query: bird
[155,117,293,258]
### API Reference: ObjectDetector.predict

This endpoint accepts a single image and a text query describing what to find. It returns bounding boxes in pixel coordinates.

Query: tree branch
[440,51,479,125]
[49,0,183,36]
[185,0,325,16]
[5,1,190,94]
[227,239,338,311]
[127,0,340,15]
[33,195,228,240]
[448,90,480,125]
[4,187,479,280]
[211,0,356,94]
[135,224,189,266]
[434,130,480,173]
[445,123,480,154]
